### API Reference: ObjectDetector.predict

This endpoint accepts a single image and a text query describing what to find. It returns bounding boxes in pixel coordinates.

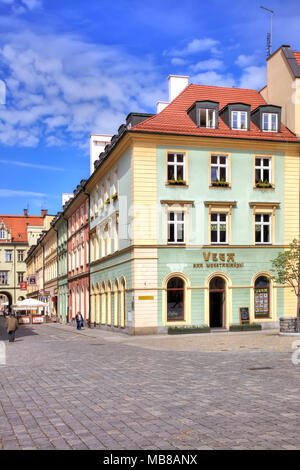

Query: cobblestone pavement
[0,316,299,450]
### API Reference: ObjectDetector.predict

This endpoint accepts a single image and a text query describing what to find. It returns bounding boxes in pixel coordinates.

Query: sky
[0,0,300,215]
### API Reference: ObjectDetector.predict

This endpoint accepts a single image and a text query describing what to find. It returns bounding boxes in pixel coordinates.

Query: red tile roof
[132,84,298,142]
[0,215,44,243]
[294,51,300,67]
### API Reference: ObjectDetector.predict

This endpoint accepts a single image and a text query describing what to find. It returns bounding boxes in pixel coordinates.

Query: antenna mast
[260,6,274,57]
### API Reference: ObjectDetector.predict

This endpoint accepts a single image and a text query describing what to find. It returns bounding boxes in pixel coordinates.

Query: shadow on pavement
[0,316,39,342]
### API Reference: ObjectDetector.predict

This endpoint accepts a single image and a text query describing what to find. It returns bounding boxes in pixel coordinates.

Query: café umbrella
[12,298,47,310]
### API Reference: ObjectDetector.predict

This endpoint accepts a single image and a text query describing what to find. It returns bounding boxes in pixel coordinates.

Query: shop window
[167,277,185,321]
[254,276,270,318]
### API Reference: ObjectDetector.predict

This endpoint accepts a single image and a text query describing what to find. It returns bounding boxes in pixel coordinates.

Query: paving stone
[0,318,300,450]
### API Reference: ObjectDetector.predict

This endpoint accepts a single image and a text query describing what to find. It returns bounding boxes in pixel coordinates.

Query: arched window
[254,276,270,318]
[167,277,185,321]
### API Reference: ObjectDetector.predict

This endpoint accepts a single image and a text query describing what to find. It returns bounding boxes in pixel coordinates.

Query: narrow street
[0,317,299,450]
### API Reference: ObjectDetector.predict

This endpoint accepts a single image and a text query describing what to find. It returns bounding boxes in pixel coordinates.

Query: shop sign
[193,252,244,269]
[28,275,37,286]
[32,316,45,324]
[20,281,27,290]
[18,316,30,324]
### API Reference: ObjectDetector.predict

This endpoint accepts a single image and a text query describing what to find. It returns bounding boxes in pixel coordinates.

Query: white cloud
[190,71,235,88]
[190,59,224,72]
[0,159,64,170]
[238,65,266,90]
[235,54,257,68]
[166,38,220,57]
[0,29,166,149]
[0,189,47,197]
[171,57,187,66]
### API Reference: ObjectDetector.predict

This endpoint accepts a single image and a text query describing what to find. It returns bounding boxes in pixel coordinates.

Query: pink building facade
[64,181,90,322]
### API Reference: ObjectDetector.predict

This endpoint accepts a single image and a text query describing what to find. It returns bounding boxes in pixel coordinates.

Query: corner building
[87,72,300,334]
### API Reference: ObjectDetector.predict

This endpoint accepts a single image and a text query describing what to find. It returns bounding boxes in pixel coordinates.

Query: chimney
[156,101,169,113]
[41,209,48,217]
[90,134,112,175]
[23,209,28,217]
[168,75,189,102]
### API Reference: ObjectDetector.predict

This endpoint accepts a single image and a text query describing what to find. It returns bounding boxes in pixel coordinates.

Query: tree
[271,239,300,318]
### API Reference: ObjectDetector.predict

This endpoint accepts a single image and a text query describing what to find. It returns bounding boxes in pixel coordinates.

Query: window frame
[166,150,188,185]
[255,213,271,245]
[210,212,228,245]
[231,110,248,131]
[210,153,230,186]
[167,210,185,245]
[254,155,273,187]
[262,113,278,132]
[199,108,216,129]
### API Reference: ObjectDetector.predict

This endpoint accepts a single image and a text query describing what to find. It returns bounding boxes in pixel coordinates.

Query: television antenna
[260,6,274,57]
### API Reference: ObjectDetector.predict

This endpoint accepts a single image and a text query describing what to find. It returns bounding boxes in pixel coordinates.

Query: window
[211,213,227,244]
[5,250,12,262]
[167,277,185,321]
[263,113,278,132]
[199,108,215,128]
[255,214,271,244]
[168,212,185,244]
[211,154,229,184]
[81,206,84,224]
[255,157,272,185]
[17,250,24,262]
[167,153,186,184]
[0,229,5,239]
[254,276,270,317]
[0,272,8,285]
[231,111,247,130]
[17,272,24,284]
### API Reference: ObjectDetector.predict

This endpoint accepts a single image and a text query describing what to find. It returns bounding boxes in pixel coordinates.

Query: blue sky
[0,0,300,215]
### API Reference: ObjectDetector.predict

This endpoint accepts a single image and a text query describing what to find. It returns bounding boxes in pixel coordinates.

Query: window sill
[253,185,275,190]
[166,183,189,188]
[209,184,231,189]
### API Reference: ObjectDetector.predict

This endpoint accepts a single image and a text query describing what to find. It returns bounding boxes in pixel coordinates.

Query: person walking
[75,312,83,330]
[5,314,18,342]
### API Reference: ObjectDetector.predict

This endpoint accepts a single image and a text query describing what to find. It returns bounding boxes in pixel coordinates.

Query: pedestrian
[75,312,83,330]
[5,313,18,342]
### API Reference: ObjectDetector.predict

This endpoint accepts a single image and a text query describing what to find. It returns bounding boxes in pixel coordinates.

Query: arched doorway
[209,276,226,328]
[0,291,12,314]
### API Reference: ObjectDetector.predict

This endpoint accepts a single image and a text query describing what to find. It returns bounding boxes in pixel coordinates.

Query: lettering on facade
[193,252,244,269]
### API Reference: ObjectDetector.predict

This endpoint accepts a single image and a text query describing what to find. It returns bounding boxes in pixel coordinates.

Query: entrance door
[209,277,226,328]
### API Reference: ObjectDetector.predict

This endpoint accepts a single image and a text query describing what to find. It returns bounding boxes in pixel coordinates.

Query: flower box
[211,180,230,187]
[255,181,273,189]
[168,325,211,335]
[229,323,262,332]
[168,179,187,186]
[104,198,110,205]
[111,193,118,201]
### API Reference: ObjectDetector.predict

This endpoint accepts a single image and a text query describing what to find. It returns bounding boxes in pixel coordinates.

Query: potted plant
[111,192,118,201]
[212,178,230,187]
[255,179,273,189]
[105,197,110,205]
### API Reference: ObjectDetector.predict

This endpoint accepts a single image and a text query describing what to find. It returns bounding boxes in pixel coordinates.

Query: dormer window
[199,108,215,128]
[187,101,219,128]
[231,111,247,130]
[262,113,278,132]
